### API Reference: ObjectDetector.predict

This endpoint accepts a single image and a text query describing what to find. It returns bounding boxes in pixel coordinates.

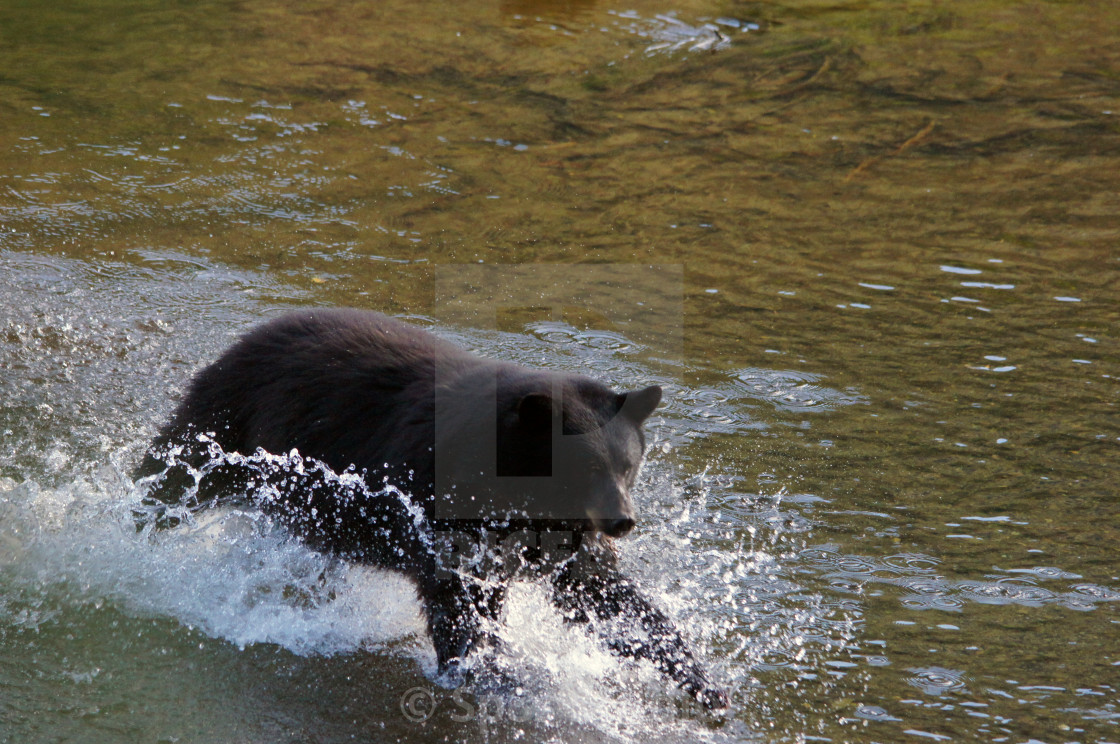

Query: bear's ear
[517,392,555,432]
[618,385,662,424]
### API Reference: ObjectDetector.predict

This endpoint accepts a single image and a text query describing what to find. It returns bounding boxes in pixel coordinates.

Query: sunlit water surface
[2,0,1118,742]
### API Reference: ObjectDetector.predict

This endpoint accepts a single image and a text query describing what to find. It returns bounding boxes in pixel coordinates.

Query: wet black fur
[136,308,726,708]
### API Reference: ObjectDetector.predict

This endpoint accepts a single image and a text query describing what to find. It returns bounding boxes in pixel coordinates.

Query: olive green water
[1,0,1118,742]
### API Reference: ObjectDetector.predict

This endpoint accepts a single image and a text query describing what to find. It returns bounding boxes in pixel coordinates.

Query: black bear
[136,308,726,709]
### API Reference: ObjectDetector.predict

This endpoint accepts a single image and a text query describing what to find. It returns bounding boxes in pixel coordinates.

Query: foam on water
[0,471,424,655]
[0,458,746,743]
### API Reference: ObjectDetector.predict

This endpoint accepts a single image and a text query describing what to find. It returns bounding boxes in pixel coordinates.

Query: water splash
[0,253,864,740]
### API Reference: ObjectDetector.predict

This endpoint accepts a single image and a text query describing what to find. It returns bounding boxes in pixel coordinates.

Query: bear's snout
[586,500,636,537]
[599,516,636,537]
[584,475,636,537]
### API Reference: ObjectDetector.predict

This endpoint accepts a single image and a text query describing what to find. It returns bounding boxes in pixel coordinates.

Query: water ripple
[609,11,755,55]
[907,666,969,696]
[855,704,902,722]
[798,546,1120,613]
[446,321,867,441]
[732,368,868,413]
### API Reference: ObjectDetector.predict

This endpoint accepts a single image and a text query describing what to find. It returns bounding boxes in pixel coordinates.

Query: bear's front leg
[549,541,728,710]
[133,430,258,528]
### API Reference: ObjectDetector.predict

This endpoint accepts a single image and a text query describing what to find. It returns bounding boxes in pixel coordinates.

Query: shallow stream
[2,1,1118,741]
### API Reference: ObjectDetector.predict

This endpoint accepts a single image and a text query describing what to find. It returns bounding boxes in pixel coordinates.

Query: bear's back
[168,309,480,482]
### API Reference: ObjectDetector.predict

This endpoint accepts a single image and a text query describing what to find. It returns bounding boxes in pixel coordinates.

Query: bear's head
[433,369,662,535]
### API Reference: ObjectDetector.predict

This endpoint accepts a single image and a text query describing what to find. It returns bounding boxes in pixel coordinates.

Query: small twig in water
[844,119,935,182]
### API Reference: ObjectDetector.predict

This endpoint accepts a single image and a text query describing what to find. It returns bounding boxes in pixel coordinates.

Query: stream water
[1,1,1118,742]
